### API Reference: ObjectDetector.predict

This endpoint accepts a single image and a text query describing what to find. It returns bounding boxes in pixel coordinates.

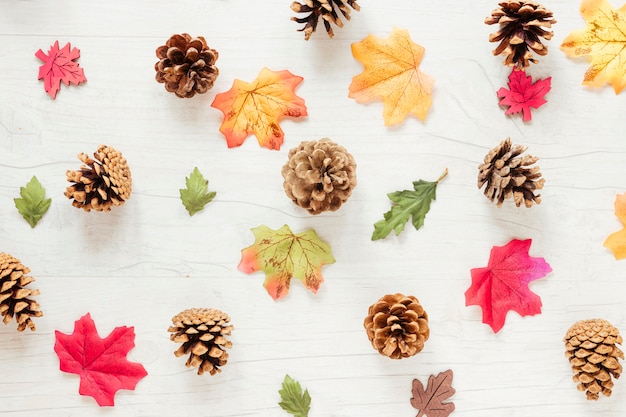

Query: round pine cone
[565,319,624,400]
[282,138,357,215]
[65,144,132,212]
[155,33,219,98]
[0,253,42,332]
[291,0,361,41]
[168,308,234,376]
[364,293,429,359]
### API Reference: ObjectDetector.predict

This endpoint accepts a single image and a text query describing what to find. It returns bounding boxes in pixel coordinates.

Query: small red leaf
[497,69,551,121]
[35,41,87,99]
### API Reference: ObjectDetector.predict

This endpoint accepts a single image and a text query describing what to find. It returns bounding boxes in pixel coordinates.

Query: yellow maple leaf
[561,0,626,93]
[348,27,434,125]
[604,193,626,259]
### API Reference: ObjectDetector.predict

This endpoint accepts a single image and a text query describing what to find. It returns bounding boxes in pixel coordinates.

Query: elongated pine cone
[485,1,556,69]
[364,293,429,359]
[478,137,544,208]
[0,253,42,331]
[565,319,623,400]
[168,308,234,376]
[282,138,357,215]
[65,144,132,212]
[155,33,219,98]
[291,0,360,40]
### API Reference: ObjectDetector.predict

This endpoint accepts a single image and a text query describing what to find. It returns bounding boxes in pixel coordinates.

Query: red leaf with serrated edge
[54,313,147,406]
[410,370,455,417]
[497,69,551,121]
[465,239,552,333]
[35,41,87,99]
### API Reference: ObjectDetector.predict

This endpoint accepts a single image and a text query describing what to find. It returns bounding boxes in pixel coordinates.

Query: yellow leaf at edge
[604,193,626,259]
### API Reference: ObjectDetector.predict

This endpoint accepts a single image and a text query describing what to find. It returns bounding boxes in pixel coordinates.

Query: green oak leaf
[179,167,216,216]
[372,169,447,240]
[14,176,51,228]
[279,375,311,417]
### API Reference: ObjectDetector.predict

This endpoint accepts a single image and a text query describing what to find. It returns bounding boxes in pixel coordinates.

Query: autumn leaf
[35,41,87,99]
[410,370,456,417]
[238,224,335,300]
[211,68,307,150]
[604,193,626,259]
[561,0,626,93]
[465,239,552,333]
[179,167,216,216]
[54,313,147,406]
[278,375,311,417]
[14,176,51,228]
[497,68,551,121]
[349,27,434,125]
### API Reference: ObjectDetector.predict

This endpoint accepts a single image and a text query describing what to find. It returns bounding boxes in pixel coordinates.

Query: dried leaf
[604,192,626,259]
[278,375,311,417]
[497,69,551,121]
[14,176,51,228]
[35,41,87,99]
[349,27,434,125]
[411,370,456,417]
[179,167,216,216]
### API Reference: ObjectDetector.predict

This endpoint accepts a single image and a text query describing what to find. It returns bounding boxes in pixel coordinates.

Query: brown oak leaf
[410,370,455,417]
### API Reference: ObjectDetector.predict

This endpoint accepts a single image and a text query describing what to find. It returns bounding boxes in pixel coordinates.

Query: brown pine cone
[485,1,556,69]
[282,138,357,215]
[291,0,360,40]
[0,253,43,332]
[168,308,234,376]
[364,293,429,359]
[65,144,132,212]
[155,33,219,98]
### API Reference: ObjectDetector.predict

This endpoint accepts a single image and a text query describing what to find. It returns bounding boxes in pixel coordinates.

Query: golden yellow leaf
[604,193,626,259]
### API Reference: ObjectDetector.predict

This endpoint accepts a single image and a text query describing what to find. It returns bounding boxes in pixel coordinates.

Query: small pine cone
[291,0,360,40]
[565,319,624,400]
[155,33,219,98]
[0,253,43,332]
[282,138,357,215]
[478,137,544,208]
[65,144,132,212]
[364,293,429,359]
[168,308,234,376]
[485,1,556,69]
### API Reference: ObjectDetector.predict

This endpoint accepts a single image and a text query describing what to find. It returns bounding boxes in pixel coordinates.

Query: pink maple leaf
[497,69,551,122]
[35,41,87,99]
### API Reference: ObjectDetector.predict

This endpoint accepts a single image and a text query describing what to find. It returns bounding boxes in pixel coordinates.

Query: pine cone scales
[0,253,42,332]
[565,319,624,400]
[291,0,360,40]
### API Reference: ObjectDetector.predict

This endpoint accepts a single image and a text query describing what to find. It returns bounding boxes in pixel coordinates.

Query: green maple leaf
[179,167,216,216]
[14,176,51,228]
[372,169,447,240]
[278,375,311,417]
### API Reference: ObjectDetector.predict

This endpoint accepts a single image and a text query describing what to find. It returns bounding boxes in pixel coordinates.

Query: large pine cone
[65,144,132,212]
[565,319,623,400]
[485,1,556,69]
[282,138,357,214]
[0,253,42,332]
[155,33,219,98]
[478,137,544,208]
[291,0,360,40]
[168,308,234,376]
[364,293,429,359]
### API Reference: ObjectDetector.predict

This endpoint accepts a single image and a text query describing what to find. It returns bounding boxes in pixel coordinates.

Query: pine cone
[485,1,556,69]
[565,319,623,400]
[155,33,219,98]
[65,144,132,212]
[168,308,234,376]
[0,253,42,332]
[363,293,429,359]
[282,138,357,215]
[478,137,544,208]
[291,0,360,40]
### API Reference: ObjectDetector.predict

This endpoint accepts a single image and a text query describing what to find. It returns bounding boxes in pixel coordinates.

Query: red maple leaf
[35,41,87,99]
[54,313,147,406]
[465,239,552,333]
[497,69,551,121]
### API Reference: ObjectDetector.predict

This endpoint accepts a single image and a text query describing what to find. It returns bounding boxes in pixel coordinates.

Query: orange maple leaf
[211,68,307,150]
[604,193,626,259]
[348,27,434,125]
[561,0,626,93]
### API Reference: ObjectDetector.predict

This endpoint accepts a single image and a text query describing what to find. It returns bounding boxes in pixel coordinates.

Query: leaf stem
[436,168,448,183]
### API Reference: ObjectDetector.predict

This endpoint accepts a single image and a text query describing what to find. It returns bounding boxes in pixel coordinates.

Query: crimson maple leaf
[497,69,551,121]
[465,239,552,333]
[35,41,87,99]
[54,313,147,406]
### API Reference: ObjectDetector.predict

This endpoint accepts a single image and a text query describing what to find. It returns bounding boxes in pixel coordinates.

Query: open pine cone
[291,0,360,40]
[65,144,132,212]
[485,1,556,69]
[168,308,234,376]
[0,253,42,332]
[155,33,219,98]
[364,293,429,359]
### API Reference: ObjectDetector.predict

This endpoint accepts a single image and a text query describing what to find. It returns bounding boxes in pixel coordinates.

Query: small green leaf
[372,168,447,241]
[14,176,51,228]
[278,374,311,417]
[179,167,216,216]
